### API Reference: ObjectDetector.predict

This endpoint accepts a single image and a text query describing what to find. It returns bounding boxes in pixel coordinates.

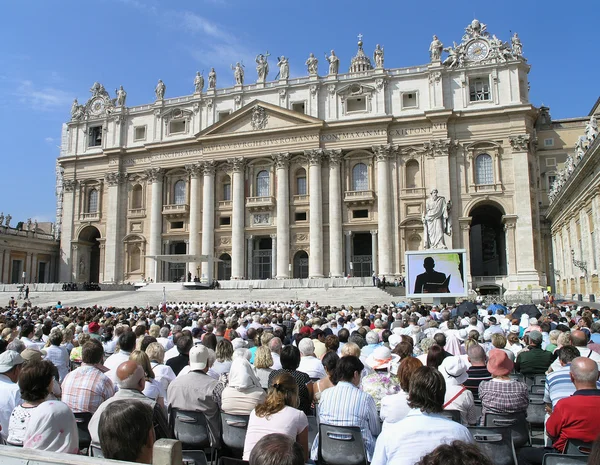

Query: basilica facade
[57,20,547,294]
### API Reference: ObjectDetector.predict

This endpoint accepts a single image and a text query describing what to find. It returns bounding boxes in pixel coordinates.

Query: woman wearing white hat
[439,356,477,425]
[361,346,401,408]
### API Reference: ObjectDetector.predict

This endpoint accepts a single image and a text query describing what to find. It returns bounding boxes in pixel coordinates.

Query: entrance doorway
[11,260,23,284]
[253,237,272,279]
[38,262,47,283]
[352,232,372,277]
[293,251,309,278]
[469,204,507,277]
[168,242,187,282]
[78,226,101,282]
[217,253,232,281]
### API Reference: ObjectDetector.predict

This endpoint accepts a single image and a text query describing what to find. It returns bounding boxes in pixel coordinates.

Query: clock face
[90,98,105,115]
[466,40,489,62]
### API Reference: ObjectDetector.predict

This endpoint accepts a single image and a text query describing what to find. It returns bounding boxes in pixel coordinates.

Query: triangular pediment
[197,100,323,138]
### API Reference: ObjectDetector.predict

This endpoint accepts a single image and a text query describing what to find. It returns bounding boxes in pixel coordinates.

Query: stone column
[25,252,32,283]
[271,234,277,279]
[230,158,246,279]
[31,253,38,282]
[145,168,164,282]
[200,162,216,282]
[273,153,290,278]
[104,171,124,283]
[371,230,378,275]
[3,249,11,284]
[328,150,344,277]
[344,231,353,277]
[59,180,76,282]
[373,144,395,276]
[458,217,472,286]
[247,236,254,279]
[185,163,202,279]
[306,149,324,278]
[502,215,518,276]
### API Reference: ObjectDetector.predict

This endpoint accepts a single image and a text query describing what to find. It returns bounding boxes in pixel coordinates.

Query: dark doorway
[78,226,101,282]
[293,251,309,278]
[218,253,232,281]
[352,232,372,277]
[253,237,272,279]
[168,242,187,282]
[469,204,507,277]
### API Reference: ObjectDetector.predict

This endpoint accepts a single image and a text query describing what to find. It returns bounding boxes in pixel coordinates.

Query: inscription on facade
[110,148,202,166]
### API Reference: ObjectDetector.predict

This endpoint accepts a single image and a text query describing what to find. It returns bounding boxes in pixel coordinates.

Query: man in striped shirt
[463,344,491,401]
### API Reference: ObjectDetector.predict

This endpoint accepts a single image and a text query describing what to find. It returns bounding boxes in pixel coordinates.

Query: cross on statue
[357,33,363,42]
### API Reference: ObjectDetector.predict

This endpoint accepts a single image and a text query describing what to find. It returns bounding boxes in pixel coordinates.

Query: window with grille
[223,182,231,201]
[352,163,368,191]
[174,180,186,204]
[475,154,494,185]
[469,78,491,102]
[131,185,143,209]
[296,169,307,195]
[256,170,270,197]
[88,189,98,213]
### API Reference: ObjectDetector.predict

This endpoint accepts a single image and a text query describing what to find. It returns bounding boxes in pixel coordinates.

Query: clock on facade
[89,97,105,115]
[466,40,489,62]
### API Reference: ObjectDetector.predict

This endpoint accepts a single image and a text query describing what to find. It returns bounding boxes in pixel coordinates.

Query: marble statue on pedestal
[232,62,245,85]
[5,214,11,228]
[511,33,523,57]
[70,99,84,121]
[255,52,270,83]
[0,213,4,226]
[422,189,452,249]
[155,80,166,100]
[277,56,289,79]
[575,136,587,161]
[33,220,38,232]
[306,53,318,75]
[373,44,384,68]
[26,218,32,231]
[208,68,217,89]
[429,35,443,62]
[194,72,204,93]
[115,86,127,106]
[586,115,598,142]
[325,50,339,75]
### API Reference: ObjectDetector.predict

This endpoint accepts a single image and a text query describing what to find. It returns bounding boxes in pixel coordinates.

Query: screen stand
[432,297,442,307]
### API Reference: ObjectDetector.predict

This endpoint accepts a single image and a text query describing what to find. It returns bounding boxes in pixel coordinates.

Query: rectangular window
[353,209,369,219]
[134,126,146,141]
[170,221,184,229]
[292,102,306,114]
[547,175,556,190]
[402,92,418,109]
[88,126,102,147]
[218,111,231,122]
[546,158,556,167]
[469,77,491,102]
[295,212,307,222]
[297,177,307,196]
[346,97,367,113]
[223,183,231,201]
[219,216,231,226]
[169,120,186,134]
[544,138,554,147]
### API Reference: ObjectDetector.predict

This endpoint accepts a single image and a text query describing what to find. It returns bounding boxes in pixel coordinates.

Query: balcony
[292,194,309,205]
[162,204,189,218]
[246,196,275,212]
[128,208,146,218]
[344,190,375,206]
[401,187,427,197]
[472,183,503,194]
[217,200,233,211]
[80,212,100,221]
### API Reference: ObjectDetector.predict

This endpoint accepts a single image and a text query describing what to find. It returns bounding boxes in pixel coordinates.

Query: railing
[218,200,233,209]
[473,183,502,193]
[0,227,56,241]
[293,194,309,204]
[344,190,375,203]
[162,204,189,214]
[80,212,100,221]
[401,187,426,196]
[472,275,507,285]
[128,208,146,217]
[246,196,275,208]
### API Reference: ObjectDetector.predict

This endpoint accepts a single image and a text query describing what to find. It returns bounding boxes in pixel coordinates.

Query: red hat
[299,326,312,336]
[487,349,514,377]
[88,322,100,333]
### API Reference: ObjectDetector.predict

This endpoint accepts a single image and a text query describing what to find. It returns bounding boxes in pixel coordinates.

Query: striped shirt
[544,365,600,407]
[310,381,381,461]
[61,365,115,414]
[464,365,492,401]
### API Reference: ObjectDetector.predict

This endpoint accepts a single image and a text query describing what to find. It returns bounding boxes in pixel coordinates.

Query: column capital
[270,234,277,239]
[509,134,531,152]
[62,179,77,192]
[104,171,125,186]
[227,157,246,172]
[326,149,343,166]
[458,216,472,231]
[370,229,378,235]
[372,144,397,161]
[201,160,216,176]
[502,214,518,231]
[272,152,290,169]
[304,149,324,165]
[184,163,202,178]
[144,168,164,183]
[423,139,455,158]
[344,230,353,237]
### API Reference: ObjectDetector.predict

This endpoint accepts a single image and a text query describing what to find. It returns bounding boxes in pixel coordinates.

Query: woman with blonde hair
[69,333,90,362]
[242,372,308,461]
[253,346,274,389]
[145,342,176,396]
[130,349,165,409]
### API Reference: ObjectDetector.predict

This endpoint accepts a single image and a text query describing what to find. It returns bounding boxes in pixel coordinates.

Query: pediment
[197,100,323,138]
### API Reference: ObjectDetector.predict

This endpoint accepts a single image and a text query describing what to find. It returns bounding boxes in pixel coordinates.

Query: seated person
[23,400,79,454]
[515,330,554,376]
[221,357,266,415]
[416,440,493,465]
[249,433,305,465]
[268,346,312,415]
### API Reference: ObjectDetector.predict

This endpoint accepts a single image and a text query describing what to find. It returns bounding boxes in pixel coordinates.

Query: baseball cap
[189,345,209,371]
[0,350,25,374]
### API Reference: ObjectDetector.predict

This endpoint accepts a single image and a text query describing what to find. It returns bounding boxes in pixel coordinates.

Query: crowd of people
[0,297,599,464]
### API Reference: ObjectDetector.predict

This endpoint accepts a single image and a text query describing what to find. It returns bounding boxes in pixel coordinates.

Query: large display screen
[405,249,467,298]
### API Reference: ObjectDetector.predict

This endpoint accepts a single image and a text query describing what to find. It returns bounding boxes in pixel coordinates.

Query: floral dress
[361,372,401,408]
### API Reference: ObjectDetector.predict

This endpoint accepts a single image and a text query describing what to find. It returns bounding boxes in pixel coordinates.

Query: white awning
[144,254,221,263]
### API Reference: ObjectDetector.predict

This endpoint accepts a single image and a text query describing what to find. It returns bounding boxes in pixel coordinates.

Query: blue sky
[0,0,597,224]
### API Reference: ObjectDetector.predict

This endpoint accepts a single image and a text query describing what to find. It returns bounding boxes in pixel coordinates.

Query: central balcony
[246,196,275,212]
[344,190,376,206]
[162,204,189,218]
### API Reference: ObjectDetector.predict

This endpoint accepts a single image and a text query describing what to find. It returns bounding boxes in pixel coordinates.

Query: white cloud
[15,80,72,111]
[176,11,230,41]
[44,137,55,144]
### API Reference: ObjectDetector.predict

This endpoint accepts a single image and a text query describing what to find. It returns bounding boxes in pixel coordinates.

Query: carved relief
[294,233,309,242]
[251,106,268,130]
[227,157,246,173]
[327,149,343,165]
[253,213,270,225]
[424,139,455,158]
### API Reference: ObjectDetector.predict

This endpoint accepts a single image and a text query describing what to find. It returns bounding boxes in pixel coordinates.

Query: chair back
[542,453,588,464]
[468,426,517,465]
[170,407,211,450]
[220,413,249,457]
[530,384,545,395]
[534,375,546,386]
[89,444,104,458]
[564,439,593,456]
[484,411,530,448]
[440,409,462,423]
[526,396,546,427]
[73,411,93,451]
[318,423,367,465]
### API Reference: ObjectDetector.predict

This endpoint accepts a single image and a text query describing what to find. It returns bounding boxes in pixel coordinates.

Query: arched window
[130,245,141,272]
[222,175,231,201]
[88,189,98,213]
[475,154,493,185]
[352,163,368,191]
[256,170,270,197]
[131,184,143,209]
[174,180,186,204]
[296,168,307,195]
[405,160,420,188]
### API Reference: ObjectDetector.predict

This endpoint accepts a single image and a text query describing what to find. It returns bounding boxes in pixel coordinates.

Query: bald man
[548,329,600,373]
[88,361,170,453]
[518,357,600,465]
